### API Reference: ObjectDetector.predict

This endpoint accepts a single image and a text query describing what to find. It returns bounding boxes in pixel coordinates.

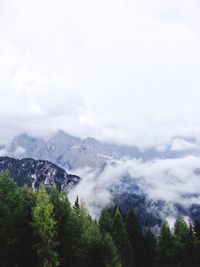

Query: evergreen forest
[0,172,200,267]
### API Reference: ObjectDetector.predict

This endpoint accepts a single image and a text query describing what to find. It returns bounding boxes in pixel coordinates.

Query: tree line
[0,172,200,267]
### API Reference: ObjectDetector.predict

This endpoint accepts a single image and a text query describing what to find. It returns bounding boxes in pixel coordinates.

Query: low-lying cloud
[68,155,200,217]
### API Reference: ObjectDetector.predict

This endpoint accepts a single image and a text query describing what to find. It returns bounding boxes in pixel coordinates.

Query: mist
[1,0,200,148]
[68,155,200,218]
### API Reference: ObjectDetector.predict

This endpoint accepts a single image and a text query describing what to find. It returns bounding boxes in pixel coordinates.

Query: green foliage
[1,174,200,267]
[144,229,157,267]
[101,233,122,267]
[73,196,80,212]
[194,219,200,240]
[75,201,102,267]
[0,172,36,267]
[112,208,135,267]
[49,187,72,267]
[0,172,21,266]
[173,217,192,267]
[158,220,175,267]
[174,217,190,240]
[125,210,146,267]
[99,207,113,234]
[33,186,59,267]
[16,186,36,267]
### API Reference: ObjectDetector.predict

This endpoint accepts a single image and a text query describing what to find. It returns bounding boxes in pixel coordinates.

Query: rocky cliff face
[0,156,80,193]
[2,130,198,170]
[5,131,126,170]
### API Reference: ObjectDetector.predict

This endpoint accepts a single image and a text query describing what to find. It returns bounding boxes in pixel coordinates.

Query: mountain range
[1,130,199,170]
[1,130,200,228]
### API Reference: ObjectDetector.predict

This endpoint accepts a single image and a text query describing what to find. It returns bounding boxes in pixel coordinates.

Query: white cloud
[68,155,200,217]
[0,0,200,147]
[13,146,26,157]
[0,148,7,157]
[171,138,198,151]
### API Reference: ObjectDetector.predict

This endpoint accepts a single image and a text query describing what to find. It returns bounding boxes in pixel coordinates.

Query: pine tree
[16,186,36,267]
[112,208,135,267]
[125,210,145,267]
[67,200,102,267]
[193,219,200,266]
[78,201,102,267]
[158,220,175,267]
[50,187,72,267]
[144,229,157,267]
[73,196,80,212]
[194,219,200,240]
[101,233,122,267]
[0,172,22,266]
[173,217,190,267]
[33,186,59,267]
[4,174,200,267]
[182,223,196,267]
[99,207,113,234]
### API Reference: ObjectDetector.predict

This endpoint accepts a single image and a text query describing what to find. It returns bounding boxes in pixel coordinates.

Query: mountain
[3,130,200,170]
[8,133,49,159]
[5,131,125,169]
[0,156,80,192]
[2,130,200,227]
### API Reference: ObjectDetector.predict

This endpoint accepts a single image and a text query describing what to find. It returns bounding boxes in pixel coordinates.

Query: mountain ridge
[0,156,80,192]
[1,130,199,170]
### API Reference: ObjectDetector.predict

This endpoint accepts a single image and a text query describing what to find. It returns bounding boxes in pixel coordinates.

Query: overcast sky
[1,0,200,147]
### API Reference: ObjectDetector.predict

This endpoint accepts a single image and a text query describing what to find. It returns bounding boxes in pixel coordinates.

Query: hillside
[0,156,80,193]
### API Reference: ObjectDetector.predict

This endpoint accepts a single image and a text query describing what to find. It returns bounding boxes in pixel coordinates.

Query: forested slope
[0,173,200,267]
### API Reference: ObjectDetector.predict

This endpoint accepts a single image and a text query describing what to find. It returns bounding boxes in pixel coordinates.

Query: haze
[0,0,200,148]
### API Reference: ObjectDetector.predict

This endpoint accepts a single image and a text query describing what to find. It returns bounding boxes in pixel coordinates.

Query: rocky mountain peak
[0,156,80,193]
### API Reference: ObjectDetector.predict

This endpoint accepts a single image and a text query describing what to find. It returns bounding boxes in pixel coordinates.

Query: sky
[1,0,200,147]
